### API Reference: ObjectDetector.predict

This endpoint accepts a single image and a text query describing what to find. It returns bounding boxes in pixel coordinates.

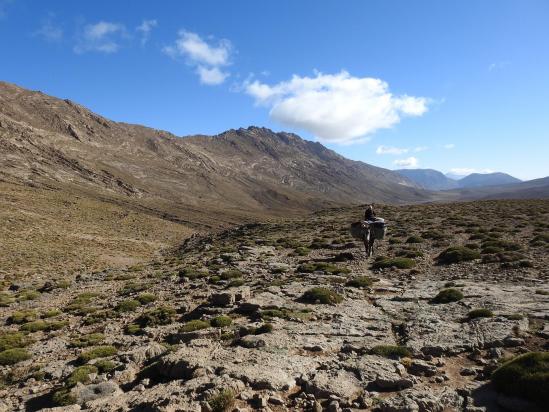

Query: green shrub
[301,287,343,304]
[66,365,98,386]
[9,310,38,324]
[41,309,62,318]
[136,306,176,327]
[468,308,494,319]
[370,345,411,359]
[346,276,376,288]
[0,292,14,307]
[297,262,350,275]
[254,323,273,334]
[78,345,117,363]
[406,235,423,244]
[16,289,41,301]
[20,320,68,332]
[437,246,480,264]
[372,257,416,269]
[94,359,117,373]
[119,282,147,296]
[208,389,235,412]
[116,299,140,312]
[491,352,549,407]
[227,279,245,288]
[52,389,76,406]
[210,316,232,328]
[125,323,142,335]
[481,246,503,254]
[70,333,105,348]
[292,247,311,256]
[0,331,31,351]
[395,248,423,258]
[220,269,243,280]
[0,348,31,365]
[136,293,156,304]
[181,319,210,332]
[431,288,464,304]
[482,240,521,251]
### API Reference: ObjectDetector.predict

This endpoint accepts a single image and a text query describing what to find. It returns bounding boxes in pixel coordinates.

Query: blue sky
[1,0,548,180]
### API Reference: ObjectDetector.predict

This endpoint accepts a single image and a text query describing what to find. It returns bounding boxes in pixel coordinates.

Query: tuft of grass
[370,345,411,359]
[372,257,416,269]
[254,323,273,334]
[70,333,105,348]
[9,310,38,324]
[297,262,350,275]
[346,276,376,288]
[406,235,424,244]
[20,320,68,332]
[0,292,14,307]
[301,287,343,304]
[467,308,494,319]
[136,306,176,327]
[0,331,32,351]
[181,319,210,332]
[0,348,31,365]
[431,288,464,304]
[116,299,140,312]
[78,345,117,363]
[210,316,232,328]
[208,389,235,412]
[136,293,156,304]
[66,365,98,386]
[491,352,549,407]
[437,246,480,264]
[94,359,117,374]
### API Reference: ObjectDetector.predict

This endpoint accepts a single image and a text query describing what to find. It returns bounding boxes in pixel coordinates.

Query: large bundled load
[349,218,387,240]
[370,219,387,240]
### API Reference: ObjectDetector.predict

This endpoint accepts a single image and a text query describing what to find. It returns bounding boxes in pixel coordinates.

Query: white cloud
[136,19,157,45]
[443,143,455,149]
[413,146,428,152]
[376,145,409,155]
[393,157,419,168]
[197,66,229,85]
[448,167,494,176]
[74,21,126,54]
[35,14,63,42]
[244,71,429,144]
[163,30,232,85]
[488,61,509,72]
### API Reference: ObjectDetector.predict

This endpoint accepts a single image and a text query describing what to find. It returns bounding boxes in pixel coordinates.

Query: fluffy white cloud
[74,21,126,54]
[136,19,157,45]
[443,143,455,149]
[244,71,429,144]
[376,145,409,155]
[393,157,419,168]
[163,30,231,85]
[448,167,494,176]
[197,66,229,85]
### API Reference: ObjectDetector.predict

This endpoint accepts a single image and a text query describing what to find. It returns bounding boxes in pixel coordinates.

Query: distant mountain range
[395,169,522,191]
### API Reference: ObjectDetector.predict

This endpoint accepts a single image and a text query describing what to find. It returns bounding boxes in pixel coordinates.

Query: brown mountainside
[0,81,428,219]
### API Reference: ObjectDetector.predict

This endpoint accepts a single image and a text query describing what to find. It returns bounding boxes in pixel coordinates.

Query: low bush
[301,287,343,304]
[220,269,243,280]
[9,310,38,324]
[372,257,416,269]
[467,308,494,319]
[210,316,232,328]
[297,262,350,275]
[431,288,464,304]
[94,359,117,373]
[370,345,411,359]
[0,331,31,351]
[0,348,30,365]
[208,389,235,412]
[41,309,62,318]
[181,319,210,332]
[66,365,98,386]
[254,323,273,334]
[346,276,376,288]
[78,345,117,363]
[437,246,480,264]
[20,320,68,332]
[136,306,176,327]
[70,333,105,348]
[406,235,423,244]
[491,352,549,407]
[116,299,140,312]
[136,293,156,304]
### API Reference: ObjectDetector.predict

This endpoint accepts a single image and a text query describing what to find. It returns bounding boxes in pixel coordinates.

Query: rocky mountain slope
[0,81,428,218]
[395,169,459,191]
[0,199,547,411]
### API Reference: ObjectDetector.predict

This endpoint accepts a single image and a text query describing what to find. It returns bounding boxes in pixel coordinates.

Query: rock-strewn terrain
[0,199,548,411]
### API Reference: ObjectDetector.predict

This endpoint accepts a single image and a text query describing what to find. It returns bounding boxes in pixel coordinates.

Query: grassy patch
[116,299,141,312]
[78,345,117,363]
[0,331,32,351]
[372,257,416,269]
[431,288,464,304]
[0,348,30,365]
[437,246,480,264]
[468,308,494,319]
[208,389,235,412]
[181,319,210,332]
[210,316,232,328]
[491,352,549,407]
[70,333,105,348]
[136,306,176,327]
[346,276,376,288]
[297,262,350,275]
[136,293,156,304]
[370,345,411,359]
[301,287,343,304]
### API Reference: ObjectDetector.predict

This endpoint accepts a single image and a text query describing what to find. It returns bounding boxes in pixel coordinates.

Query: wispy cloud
[393,157,419,168]
[163,30,232,85]
[136,19,157,45]
[376,145,409,155]
[443,143,455,149]
[74,21,126,54]
[34,14,63,42]
[488,61,510,72]
[244,70,429,144]
[413,146,428,152]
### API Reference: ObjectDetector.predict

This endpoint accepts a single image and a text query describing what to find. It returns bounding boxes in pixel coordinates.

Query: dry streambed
[0,200,548,411]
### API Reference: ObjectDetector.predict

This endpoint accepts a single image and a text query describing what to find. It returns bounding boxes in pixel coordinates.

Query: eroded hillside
[0,199,548,411]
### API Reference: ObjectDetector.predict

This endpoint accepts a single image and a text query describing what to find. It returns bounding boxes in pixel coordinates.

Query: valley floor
[0,199,548,411]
